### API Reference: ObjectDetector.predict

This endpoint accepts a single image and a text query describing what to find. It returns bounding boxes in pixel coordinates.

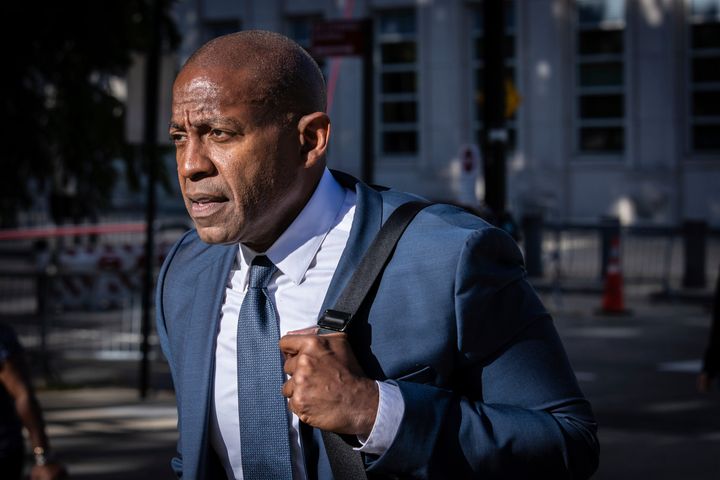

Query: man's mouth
[186,194,228,218]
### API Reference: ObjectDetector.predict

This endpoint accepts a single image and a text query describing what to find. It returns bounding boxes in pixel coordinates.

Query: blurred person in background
[698,265,720,392]
[0,323,67,480]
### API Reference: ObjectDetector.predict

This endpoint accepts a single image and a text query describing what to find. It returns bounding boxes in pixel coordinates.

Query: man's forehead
[173,66,265,104]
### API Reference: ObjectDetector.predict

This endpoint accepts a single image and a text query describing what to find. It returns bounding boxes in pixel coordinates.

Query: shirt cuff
[355,381,405,456]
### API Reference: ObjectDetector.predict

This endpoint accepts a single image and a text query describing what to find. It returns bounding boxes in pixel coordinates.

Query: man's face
[169,66,300,247]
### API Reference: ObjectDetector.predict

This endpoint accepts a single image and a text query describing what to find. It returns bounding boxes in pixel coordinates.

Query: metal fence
[1,218,718,387]
[520,221,720,293]
[0,219,190,385]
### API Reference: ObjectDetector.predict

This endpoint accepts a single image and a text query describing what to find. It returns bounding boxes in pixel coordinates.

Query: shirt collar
[237,168,348,286]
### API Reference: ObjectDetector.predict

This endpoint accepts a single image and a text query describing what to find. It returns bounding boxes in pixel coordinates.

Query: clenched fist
[280,328,378,436]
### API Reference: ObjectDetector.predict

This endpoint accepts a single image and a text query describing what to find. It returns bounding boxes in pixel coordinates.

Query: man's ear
[298,112,330,167]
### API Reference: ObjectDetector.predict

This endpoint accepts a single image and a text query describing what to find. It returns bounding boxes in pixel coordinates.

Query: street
[33,287,720,479]
[551,289,720,479]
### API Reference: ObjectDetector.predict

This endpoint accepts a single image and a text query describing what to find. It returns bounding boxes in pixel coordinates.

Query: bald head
[181,30,326,124]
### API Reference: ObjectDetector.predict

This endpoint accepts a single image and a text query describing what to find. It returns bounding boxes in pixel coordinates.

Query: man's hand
[31,463,68,480]
[698,371,715,393]
[280,329,378,436]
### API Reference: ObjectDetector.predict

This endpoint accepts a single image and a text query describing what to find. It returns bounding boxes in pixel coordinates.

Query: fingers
[698,372,711,393]
[282,377,293,399]
[279,331,346,357]
[286,326,320,335]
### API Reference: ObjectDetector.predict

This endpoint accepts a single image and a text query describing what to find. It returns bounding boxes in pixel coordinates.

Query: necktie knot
[248,255,278,289]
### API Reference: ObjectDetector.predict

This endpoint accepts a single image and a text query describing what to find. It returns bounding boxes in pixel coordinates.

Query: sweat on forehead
[180,30,327,115]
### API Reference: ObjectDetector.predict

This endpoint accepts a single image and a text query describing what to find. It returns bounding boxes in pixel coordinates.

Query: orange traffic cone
[599,235,631,315]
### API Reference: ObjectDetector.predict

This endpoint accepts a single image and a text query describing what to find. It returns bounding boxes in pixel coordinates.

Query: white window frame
[686,0,720,156]
[573,0,628,159]
[374,8,420,162]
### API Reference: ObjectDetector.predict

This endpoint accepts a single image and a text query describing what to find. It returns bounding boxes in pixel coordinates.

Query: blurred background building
[125,0,719,228]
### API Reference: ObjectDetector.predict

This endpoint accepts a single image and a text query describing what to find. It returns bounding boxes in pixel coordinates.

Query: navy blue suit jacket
[156,171,599,479]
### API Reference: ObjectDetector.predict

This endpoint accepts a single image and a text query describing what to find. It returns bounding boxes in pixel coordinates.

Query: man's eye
[170,132,186,144]
[210,129,232,140]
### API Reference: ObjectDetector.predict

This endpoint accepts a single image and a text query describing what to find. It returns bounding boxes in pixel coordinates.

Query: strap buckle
[317,309,353,333]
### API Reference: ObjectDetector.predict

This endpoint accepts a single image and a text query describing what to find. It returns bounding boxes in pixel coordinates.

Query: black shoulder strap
[317,200,432,334]
[316,200,433,480]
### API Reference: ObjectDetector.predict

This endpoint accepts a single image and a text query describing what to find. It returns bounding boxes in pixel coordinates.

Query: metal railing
[0,219,190,385]
[2,216,719,386]
[520,219,720,294]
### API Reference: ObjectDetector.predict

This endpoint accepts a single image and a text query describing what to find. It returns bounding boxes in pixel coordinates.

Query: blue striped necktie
[237,255,293,479]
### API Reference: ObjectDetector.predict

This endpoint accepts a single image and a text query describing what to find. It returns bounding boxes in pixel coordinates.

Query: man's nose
[177,139,216,181]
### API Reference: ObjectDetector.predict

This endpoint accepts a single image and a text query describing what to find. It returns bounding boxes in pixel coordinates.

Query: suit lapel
[320,173,384,314]
[181,244,236,478]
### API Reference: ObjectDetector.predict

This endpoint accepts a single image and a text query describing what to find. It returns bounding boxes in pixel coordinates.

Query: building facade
[168,0,720,226]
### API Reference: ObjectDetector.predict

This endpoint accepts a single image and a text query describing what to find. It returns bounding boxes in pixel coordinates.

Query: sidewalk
[541,287,720,479]
[37,387,178,480]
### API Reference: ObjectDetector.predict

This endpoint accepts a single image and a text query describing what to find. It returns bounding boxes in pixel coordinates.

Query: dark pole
[361,19,374,184]
[140,0,162,399]
[482,0,507,218]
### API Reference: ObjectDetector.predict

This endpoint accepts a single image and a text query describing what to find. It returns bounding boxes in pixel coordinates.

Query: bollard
[521,214,544,278]
[682,220,707,289]
[600,216,621,280]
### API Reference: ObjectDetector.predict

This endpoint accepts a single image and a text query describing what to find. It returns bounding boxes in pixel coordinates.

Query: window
[470,1,518,150]
[376,9,418,156]
[689,0,720,152]
[286,15,327,77]
[575,0,626,154]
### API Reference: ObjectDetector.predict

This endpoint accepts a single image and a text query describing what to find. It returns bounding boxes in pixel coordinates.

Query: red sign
[311,19,369,57]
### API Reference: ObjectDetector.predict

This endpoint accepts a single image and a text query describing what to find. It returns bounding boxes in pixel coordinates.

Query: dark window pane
[693,124,720,150]
[383,131,417,154]
[579,62,623,86]
[382,72,416,93]
[692,23,720,49]
[379,10,415,35]
[381,42,416,64]
[693,91,720,116]
[579,127,624,152]
[693,57,720,83]
[580,94,624,118]
[578,29,623,55]
[382,102,417,122]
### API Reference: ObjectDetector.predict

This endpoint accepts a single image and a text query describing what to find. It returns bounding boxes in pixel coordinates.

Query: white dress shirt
[209,169,405,480]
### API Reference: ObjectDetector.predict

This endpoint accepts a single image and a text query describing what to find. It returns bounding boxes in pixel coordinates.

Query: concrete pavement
[36,388,177,480]
[544,286,720,479]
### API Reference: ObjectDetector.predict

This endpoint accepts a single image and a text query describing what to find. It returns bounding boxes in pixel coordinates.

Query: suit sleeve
[155,237,186,479]
[364,227,599,479]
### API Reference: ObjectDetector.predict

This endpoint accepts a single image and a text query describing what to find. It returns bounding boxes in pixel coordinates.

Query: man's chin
[195,225,240,245]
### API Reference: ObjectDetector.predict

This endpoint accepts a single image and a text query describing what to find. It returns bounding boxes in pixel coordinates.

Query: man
[157,30,599,479]
[698,264,720,392]
[0,323,67,480]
